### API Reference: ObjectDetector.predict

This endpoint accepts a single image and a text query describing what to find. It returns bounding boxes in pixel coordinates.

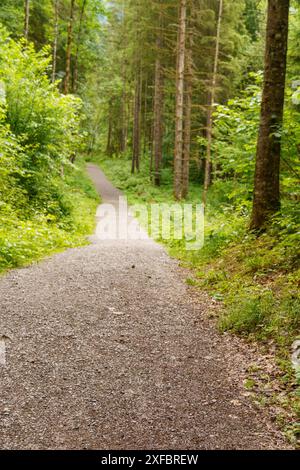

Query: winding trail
[0,164,288,449]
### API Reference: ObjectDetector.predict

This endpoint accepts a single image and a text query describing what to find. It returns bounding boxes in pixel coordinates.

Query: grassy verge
[91,154,300,444]
[0,157,99,273]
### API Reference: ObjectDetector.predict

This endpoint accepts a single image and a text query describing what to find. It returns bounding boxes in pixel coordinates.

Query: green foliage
[211,70,300,203]
[211,72,262,187]
[0,28,99,273]
[243,0,264,41]
[288,3,300,79]
[0,159,99,272]
[0,0,23,38]
[0,35,83,161]
[200,222,300,346]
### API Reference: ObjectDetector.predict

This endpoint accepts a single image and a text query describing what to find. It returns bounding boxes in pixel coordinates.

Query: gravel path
[0,164,289,450]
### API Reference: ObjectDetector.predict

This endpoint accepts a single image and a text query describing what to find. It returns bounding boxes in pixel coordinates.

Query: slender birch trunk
[203,0,223,208]
[73,0,87,93]
[132,66,141,173]
[182,22,193,199]
[153,4,164,186]
[174,0,187,200]
[120,63,128,153]
[52,0,59,84]
[64,0,75,95]
[24,0,30,40]
[106,99,113,156]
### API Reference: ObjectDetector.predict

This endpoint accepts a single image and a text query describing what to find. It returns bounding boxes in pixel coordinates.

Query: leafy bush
[211,71,300,202]
[210,72,262,187]
[0,27,99,272]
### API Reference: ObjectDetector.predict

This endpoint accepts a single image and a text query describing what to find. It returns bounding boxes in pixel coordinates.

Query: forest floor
[0,164,292,449]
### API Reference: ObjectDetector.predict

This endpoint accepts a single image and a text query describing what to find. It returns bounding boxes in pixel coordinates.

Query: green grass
[0,157,99,273]
[90,153,300,444]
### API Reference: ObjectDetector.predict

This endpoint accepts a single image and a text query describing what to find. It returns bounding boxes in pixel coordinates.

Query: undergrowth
[0,158,99,273]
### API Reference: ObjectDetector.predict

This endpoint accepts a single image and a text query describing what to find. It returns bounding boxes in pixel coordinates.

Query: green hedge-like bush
[0,26,99,272]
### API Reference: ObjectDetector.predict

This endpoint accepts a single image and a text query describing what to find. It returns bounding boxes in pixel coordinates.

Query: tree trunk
[153,5,164,186]
[24,0,30,40]
[106,99,113,156]
[120,63,128,153]
[203,0,223,208]
[250,0,290,230]
[73,0,87,93]
[174,0,187,200]
[132,67,141,174]
[52,0,59,84]
[120,0,127,154]
[142,76,148,157]
[64,0,75,95]
[182,25,193,199]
